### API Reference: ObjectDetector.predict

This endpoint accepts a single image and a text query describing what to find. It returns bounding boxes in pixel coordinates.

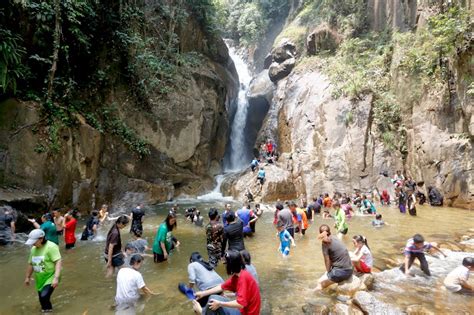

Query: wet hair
[353,235,370,250]
[189,252,213,271]
[319,224,331,236]
[91,210,99,217]
[165,212,177,231]
[52,208,61,214]
[125,243,136,252]
[288,201,297,208]
[116,215,129,226]
[462,257,474,267]
[208,208,219,220]
[275,203,284,210]
[362,194,367,199]
[332,200,340,208]
[225,250,245,275]
[324,193,329,197]
[226,211,236,223]
[133,230,142,238]
[240,250,252,265]
[375,214,382,220]
[413,234,425,244]
[255,203,260,209]
[276,221,285,229]
[42,213,53,221]
[130,254,143,266]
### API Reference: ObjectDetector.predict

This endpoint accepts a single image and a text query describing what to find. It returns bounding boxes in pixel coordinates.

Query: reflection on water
[0,201,472,314]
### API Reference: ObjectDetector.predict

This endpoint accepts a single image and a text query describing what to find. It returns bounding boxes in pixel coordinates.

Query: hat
[25,229,45,245]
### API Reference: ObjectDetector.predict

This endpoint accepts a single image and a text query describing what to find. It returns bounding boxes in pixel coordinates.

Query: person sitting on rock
[443,257,474,294]
[400,234,446,277]
[256,167,265,186]
[313,224,353,291]
[350,235,373,274]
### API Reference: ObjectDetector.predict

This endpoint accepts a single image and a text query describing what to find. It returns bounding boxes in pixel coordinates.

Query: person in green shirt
[333,201,348,238]
[24,229,62,313]
[153,212,179,263]
[28,213,59,245]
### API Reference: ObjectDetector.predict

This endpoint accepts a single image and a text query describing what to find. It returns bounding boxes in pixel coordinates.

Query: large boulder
[248,70,275,104]
[268,58,296,82]
[271,40,297,62]
[333,303,364,315]
[352,291,403,315]
[335,275,363,296]
[307,23,342,55]
[359,273,375,291]
[302,303,330,315]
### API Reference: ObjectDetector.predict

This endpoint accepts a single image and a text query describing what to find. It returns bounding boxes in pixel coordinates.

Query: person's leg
[314,273,334,291]
[287,227,294,238]
[38,284,55,311]
[416,253,431,276]
[202,295,241,315]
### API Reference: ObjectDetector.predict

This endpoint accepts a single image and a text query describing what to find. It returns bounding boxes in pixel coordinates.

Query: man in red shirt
[193,250,261,315]
[266,139,273,157]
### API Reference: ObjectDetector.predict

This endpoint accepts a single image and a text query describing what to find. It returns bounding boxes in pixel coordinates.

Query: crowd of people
[0,168,471,313]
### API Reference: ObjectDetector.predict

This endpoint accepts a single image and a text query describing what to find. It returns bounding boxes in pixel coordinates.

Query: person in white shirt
[351,235,373,274]
[444,257,474,294]
[115,254,158,314]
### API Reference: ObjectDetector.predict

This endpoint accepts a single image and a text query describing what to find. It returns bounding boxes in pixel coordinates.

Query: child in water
[444,257,474,294]
[351,235,373,274]
[372,214,385,227]
[277,222,295,257]
[333,201,348,238]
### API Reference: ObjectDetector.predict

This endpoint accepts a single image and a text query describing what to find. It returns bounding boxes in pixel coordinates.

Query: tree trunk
[46,0,61,102]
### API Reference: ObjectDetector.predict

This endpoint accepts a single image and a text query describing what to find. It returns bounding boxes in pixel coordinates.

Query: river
[0,201,472,314]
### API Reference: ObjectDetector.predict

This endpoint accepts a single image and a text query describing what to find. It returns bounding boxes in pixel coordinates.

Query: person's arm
[323,254,331,272]
[28,218,40,229]
[160,241,168,259]
[459,279,473,291]
[351,248,363,262]
[404,254,411,275]
[221,231,228,257]
[194,284,223,299]
[107,243,115,267]
[430,244,447,257]
[51,259,62,288]
[92,224,98,236]
[24,264,33,286]
[248,214,258,225]
[140,285,159,295]
[289,234,296,247]
[208,299,243,311]
[10,221,15,239]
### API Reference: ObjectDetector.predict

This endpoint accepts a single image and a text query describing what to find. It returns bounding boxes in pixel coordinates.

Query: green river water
[0,200,473,314]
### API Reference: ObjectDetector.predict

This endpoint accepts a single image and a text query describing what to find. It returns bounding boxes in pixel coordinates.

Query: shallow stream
[0,201,472,314]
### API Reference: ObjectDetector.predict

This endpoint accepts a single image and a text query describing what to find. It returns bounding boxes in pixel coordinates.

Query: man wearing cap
[24,229,62,313]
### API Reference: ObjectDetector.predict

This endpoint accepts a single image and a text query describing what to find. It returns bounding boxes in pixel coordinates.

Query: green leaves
[0,28,27,94]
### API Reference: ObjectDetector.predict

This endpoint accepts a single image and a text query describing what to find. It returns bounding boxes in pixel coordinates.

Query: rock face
[0,12,238,212]
[307,23,342,55]
[268,40,297,82]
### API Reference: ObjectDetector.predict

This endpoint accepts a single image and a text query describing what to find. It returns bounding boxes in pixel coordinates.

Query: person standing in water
[236,205,258,237]
[400,234,446,276]
[0,206,16,245]
[130,205,145,236]
[222,203,232,228]
[28,213,59,245]
[407,189,417,216]
[250,203,263,233]
[153,212,178,263]
[333,201,348,238]
[64,210,78,250]
[395,187,407,214]
[206,208,224,268]
[313,224,353,291]
[81,210,100,240]
[221,211,245,258]
[115,254,158,313]
[277,221,295,257]
[52,209,65,237]
[24,229,62,313]
[105,215,129,277]
[98,204,109,224]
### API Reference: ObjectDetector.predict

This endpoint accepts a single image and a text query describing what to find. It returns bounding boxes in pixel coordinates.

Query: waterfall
[196,174,233,201]
[226,46,253,171]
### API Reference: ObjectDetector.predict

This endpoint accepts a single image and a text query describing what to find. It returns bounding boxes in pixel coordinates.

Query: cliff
[226,0,473,209]
[0,0,238,212]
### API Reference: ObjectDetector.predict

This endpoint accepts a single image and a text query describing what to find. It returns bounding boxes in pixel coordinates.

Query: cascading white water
[227,46,253,171]
[196,174,233,201]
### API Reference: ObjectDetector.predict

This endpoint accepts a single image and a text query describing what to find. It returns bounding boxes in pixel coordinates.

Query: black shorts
[339,227,348,235]
[154,252,167,263]
[65,243,75,249]
[105,254,124,267]
[287,227,295,238]
[328,268,353,283]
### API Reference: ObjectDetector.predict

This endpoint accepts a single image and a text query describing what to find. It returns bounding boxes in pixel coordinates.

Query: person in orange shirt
[323,193,332,208]
[296,207,309,235]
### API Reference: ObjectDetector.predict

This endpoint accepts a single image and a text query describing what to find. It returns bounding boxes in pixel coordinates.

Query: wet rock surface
[353,291,403,315]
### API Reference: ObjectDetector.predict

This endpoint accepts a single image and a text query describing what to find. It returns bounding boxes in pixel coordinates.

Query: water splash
[227,46,253,171]
[197,175,233,201]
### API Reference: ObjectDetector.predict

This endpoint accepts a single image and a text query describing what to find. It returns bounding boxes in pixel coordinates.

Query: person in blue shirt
[257,167,266,186]
[250,158,259,172]
[236,205,258,236]
[222,203,232,228]
[277,221,295,257]
[360,195,376,214]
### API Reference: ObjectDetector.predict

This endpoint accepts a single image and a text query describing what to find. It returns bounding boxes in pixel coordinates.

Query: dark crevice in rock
[362,98,374,173]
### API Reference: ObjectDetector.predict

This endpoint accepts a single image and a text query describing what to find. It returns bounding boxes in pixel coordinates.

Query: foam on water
[197,174,234,201]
